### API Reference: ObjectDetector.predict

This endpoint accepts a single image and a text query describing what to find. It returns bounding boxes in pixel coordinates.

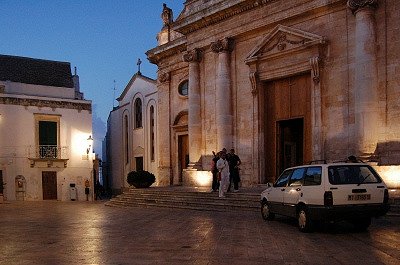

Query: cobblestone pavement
[0,201,399,265]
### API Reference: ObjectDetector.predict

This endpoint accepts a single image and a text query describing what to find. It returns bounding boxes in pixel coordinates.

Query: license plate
[348,194,371,201]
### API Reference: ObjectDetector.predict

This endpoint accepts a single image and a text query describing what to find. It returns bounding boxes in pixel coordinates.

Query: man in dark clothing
[227,148,241,192]
[211,151,220,192]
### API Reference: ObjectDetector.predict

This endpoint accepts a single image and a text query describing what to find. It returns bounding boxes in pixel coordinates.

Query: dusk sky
[0,0,184,156]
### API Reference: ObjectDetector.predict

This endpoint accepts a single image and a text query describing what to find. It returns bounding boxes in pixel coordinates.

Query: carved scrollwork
[249,71,258,96]
[158,72,171,83]
[310,57,321,84]
[263,32,305,54]
[211,38,234,53]
[347,0,378,14]
[182,49,202,63]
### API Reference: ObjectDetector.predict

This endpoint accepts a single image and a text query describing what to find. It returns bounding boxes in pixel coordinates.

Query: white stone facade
[145,0,400,189]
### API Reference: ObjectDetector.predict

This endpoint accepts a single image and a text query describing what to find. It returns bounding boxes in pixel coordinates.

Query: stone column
[183,49,202,168]
[348,0,379,157]
[157,71,173,185]
[211,38,234,151]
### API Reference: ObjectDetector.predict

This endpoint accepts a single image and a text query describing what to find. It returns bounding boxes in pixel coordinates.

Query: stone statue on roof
[161,3,173,27]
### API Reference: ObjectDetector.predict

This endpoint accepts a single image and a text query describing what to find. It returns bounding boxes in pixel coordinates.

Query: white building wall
[107,74,158,193]
[0,94,93,201]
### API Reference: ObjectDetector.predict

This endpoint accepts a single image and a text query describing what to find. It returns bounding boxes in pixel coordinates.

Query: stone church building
[144,0,400,190]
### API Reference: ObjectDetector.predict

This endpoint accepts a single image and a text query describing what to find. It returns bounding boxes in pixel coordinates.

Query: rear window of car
[328,165,382,185]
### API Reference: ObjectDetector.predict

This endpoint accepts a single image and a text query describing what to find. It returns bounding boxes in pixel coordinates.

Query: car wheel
[261,200,275,220]
[298,207,313,232]
[352,217,371,232]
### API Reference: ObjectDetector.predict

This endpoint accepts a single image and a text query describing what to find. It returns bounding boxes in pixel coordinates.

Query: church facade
[145,0,400,190]
[106,73,159,193]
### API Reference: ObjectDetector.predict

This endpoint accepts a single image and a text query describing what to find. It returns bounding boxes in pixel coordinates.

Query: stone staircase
[105,187,262,212]
[105,186,400,216]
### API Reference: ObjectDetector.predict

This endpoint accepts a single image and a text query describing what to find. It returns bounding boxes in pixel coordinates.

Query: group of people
[211,148,242,198]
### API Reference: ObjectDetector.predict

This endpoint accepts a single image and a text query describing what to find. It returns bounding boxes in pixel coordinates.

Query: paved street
[0,201,399,265]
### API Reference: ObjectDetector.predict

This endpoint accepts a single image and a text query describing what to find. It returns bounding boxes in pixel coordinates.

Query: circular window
[178,80,188,96]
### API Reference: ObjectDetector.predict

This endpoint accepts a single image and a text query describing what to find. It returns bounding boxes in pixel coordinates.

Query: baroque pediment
[245,25,325,63]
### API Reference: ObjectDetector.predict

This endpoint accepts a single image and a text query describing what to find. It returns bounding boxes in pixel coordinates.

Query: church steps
[105,188,261,212]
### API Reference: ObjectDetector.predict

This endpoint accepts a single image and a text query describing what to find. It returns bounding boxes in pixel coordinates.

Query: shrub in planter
[127,170,156,188]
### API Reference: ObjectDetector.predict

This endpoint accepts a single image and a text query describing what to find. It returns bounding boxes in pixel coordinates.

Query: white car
[260,162,390,232]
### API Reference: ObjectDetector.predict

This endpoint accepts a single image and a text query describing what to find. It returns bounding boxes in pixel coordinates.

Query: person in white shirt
[216,150,230,198]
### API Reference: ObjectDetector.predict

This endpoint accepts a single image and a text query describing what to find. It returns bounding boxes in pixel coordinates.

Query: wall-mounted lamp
[87,135,94,155]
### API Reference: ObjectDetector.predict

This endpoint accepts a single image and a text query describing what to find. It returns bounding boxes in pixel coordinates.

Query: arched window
[124,115,129,164]
[178,80,188,96]
[134,98,142,128]
[150,106,155,161]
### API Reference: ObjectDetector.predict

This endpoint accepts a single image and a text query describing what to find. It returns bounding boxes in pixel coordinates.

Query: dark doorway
[135,157,143,171]
[278,119,304,174]
[42,171,57,200]
[0,170,3,194]
[178,135,189,184]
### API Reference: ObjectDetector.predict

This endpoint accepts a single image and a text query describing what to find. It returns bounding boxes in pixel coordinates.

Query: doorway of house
[42,171,57,200]
[278,118,304,174]
[0,170,3,194]
[178,135,189,184]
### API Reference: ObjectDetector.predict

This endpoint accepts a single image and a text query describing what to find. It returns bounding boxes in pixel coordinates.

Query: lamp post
[86,135,94,157]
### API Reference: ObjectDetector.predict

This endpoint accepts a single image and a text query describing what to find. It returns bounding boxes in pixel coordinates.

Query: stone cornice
[146,37,187,65]
[347,0,378,14]
[173,0,276,35]
[0,96,92,113]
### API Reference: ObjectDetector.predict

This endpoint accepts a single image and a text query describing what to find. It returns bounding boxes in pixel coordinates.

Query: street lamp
[87,135,94,155]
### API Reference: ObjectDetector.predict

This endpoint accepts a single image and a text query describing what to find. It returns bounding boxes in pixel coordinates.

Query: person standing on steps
[210,151,220,192]
[216,150,230,198]
[227,148,241,192]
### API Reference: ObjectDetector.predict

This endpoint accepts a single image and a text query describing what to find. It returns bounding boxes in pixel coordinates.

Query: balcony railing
[35,145,69,159]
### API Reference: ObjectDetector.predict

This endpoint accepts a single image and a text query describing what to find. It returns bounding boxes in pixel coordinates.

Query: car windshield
[328,165,382,185]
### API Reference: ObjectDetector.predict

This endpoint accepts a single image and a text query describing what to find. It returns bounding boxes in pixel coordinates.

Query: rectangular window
[150,106,155,161]
[328,165,381,185]
[39,121,58,158]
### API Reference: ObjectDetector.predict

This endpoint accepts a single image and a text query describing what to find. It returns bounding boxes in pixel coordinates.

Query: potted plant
[127,170,156,188]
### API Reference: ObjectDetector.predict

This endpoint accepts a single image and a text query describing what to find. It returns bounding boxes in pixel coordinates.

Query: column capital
[182,49,202,63]
[158,71,170,83]
[211,38,234,53]
[347,0,378,14]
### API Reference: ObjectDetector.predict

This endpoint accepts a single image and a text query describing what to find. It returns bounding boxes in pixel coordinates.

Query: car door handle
[281,188,285,191]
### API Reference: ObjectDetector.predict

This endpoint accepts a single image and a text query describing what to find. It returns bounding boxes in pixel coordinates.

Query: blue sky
[0,0,184,156]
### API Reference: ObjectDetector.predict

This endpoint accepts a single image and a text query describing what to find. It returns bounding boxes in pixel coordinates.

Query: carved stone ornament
[182,49,201,63]
[158,72,171,83]
[249,71,258,96]
[347,0,378,13]
[0,97,92,113]
[211,38,234,53]
[310,57,321,84]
